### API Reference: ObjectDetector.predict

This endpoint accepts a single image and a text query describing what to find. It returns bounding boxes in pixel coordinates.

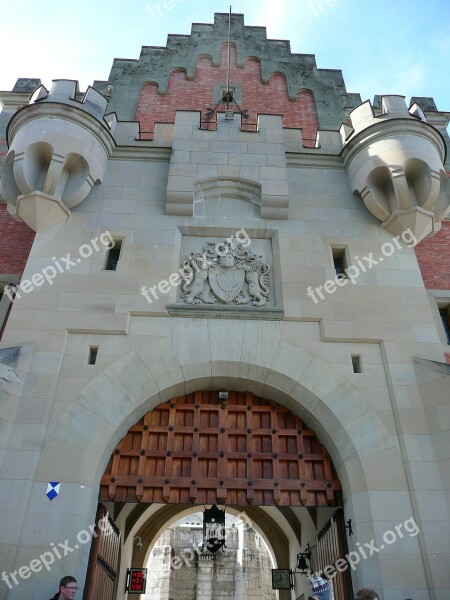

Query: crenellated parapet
[341,95,450,242]
[0,80,114,230]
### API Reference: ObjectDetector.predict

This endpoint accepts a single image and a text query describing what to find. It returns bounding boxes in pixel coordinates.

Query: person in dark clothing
[49,576,78,600]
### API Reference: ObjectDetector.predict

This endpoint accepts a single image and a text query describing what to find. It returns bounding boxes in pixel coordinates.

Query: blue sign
[46,482,61,500]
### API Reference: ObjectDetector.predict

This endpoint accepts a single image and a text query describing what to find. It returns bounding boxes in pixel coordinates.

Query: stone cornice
[6,101,116,156]
[0,91,31,111]
[6,101,172,162]
[341,118,447,167]
[166,304,284,320]
[286,152,344,169]
[424,111,450,130]
[110,146,171,161]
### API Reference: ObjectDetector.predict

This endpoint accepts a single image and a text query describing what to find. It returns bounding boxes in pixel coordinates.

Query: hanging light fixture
[201,505,226,554]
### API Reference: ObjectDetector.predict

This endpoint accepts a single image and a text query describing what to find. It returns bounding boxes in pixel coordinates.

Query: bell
[296,553,310,574]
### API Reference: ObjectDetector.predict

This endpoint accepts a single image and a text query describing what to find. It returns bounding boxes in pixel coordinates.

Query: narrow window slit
[105,239,122,271]
[331,246,348,278]
[351,355,362,373]
[88,346,99,365]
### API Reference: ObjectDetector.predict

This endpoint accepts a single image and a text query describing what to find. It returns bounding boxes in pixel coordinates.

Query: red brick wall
[0,202,35,274]
[135,44,319,146]
[415,221,450,290]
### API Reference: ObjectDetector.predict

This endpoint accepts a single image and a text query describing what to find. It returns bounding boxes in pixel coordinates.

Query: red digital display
[128,568,147,594]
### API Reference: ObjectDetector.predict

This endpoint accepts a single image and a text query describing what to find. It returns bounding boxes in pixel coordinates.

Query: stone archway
[96,390,348,599]
[137,506,286,600]
[130,504,292,571]
[40,330,396,498]
[114,502,301,600]
[35,325,405,596]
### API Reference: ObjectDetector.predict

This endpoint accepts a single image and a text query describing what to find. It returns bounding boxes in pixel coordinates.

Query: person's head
[355,589,379,600]
[58,576,78,599]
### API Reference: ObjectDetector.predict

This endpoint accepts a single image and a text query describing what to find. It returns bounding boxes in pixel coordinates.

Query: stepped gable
[107,12,359,128]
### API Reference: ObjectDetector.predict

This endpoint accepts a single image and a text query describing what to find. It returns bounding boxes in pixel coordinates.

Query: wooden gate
[100,390,341,507]
[314,509,353,600]
[83,504,121,600]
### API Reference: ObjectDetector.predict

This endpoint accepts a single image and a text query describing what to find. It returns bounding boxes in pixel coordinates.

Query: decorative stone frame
[167,226,284,319]
[213,83,243,105]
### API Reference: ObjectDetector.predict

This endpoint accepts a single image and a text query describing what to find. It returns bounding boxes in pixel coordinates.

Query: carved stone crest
[180,240,271,307]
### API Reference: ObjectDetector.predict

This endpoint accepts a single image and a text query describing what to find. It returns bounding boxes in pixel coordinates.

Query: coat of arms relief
[180,240,271,307]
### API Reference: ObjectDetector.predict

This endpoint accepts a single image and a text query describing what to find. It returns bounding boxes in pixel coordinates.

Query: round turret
[0,80,113,230]
[341,95,450,242]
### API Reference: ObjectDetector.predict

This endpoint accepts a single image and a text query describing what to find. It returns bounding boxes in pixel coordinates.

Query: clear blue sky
[1,0,449,111]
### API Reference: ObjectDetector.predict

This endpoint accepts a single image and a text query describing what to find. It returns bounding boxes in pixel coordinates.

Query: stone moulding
[167,175,290,220]
[166,304,284,320]
[194,177,262,209]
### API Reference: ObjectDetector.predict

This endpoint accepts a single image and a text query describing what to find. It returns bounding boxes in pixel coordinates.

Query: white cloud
[0,33,85,91]
[257,0,291,38]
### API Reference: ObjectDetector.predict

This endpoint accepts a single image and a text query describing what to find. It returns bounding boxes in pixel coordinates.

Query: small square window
[220,88,235,103]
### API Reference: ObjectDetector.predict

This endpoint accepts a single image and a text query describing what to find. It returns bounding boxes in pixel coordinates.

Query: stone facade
[0,12,449,600]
